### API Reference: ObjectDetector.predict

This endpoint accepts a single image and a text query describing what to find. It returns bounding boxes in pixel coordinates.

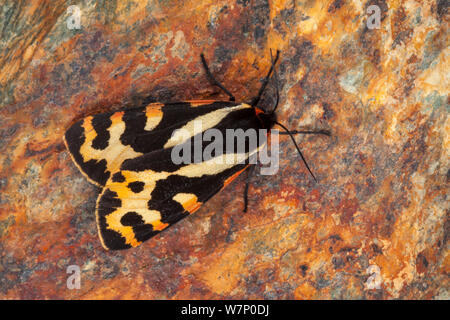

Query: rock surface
[0,0,448,299]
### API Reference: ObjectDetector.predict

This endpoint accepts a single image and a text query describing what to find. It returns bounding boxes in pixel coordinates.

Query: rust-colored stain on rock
[0,0,448,299]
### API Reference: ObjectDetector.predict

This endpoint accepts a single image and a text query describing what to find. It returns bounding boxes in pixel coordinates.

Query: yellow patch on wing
[79,112,143,174]
[173,193,202,213]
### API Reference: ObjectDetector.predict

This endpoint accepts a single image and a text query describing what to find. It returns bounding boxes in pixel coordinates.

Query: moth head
[254,106,277,129]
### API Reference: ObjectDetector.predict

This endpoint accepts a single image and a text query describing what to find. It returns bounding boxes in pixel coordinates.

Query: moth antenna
[274,121,317,182]
[269,49,280,115]
[250,49,280,107]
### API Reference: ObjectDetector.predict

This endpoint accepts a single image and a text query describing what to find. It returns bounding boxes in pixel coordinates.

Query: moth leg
[243,165,256,213]
[200,53,236,102]
[250,49,280,107]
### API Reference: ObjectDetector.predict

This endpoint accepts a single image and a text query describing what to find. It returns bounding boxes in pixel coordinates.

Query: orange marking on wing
[145,107,163,117]
[186,100,218,107]
[110,111,124,122]
[222,165,249,189]
[152,220,169,231]
[174,193,203,214]
[103,211,141,248]
[146,102,165,108]
[185,198,203,214]
[144,104,164,130]
[121,228,141,247]
[82,116,96,142]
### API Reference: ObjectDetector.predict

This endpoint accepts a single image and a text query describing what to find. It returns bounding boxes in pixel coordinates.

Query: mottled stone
[0,0,448,299]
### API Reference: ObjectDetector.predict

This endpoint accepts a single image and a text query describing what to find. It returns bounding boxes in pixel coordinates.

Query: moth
[64,50,329,250]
